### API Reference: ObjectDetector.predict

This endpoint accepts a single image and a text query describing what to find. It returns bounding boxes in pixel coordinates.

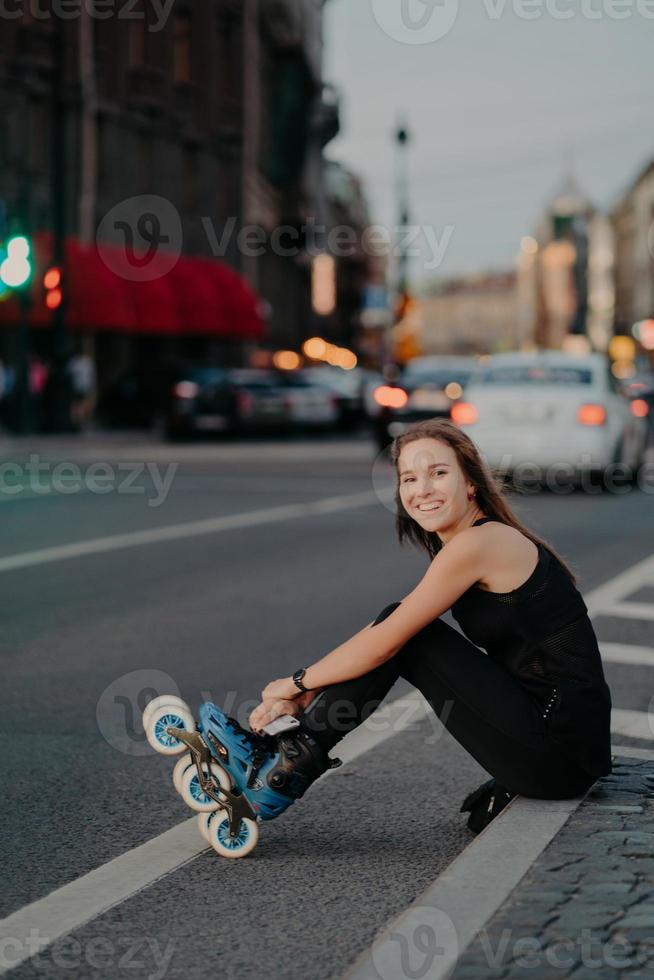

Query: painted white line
[1,439,373,464]
[0,488,392,575]
[0,691,427,975]
[611,744,654,761]
[611,708,653,740]
[600,602,654,622]
[601,642,654,666]
[585,552,654,617]
[342,792,585,980]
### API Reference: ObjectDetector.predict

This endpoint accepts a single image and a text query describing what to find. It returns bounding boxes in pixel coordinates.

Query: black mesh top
[450,517,612,780]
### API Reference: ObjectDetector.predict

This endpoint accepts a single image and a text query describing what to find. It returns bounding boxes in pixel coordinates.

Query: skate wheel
[145,703,195,756]
[142,695,188,729]
[206,808,259,859]
[179,762,231,813]
[197,811,213,844]
[172,754,193,795]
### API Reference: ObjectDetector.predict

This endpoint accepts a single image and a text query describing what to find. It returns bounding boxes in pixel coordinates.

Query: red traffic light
[45,288,62,310]
[43,266,61,290]
[43,266,63,309]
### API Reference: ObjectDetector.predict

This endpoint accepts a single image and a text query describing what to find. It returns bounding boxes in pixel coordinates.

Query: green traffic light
[6,235,30,259]
[0,235,32,288]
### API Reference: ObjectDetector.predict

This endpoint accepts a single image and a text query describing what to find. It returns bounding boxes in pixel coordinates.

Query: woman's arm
[261,529,486,700]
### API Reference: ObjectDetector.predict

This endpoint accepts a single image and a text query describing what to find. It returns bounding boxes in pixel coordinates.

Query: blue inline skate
[143,695,341,859]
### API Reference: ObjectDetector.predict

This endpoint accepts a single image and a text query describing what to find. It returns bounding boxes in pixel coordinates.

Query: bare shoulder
[470,521,540,592]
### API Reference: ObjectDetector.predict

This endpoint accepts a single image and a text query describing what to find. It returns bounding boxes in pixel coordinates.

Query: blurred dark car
[370,355,479,450]
[164,365,339,440]
[620,371,654,442]
[165,367,286,440]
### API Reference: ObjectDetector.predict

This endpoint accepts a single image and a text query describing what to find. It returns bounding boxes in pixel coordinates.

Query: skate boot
[198,702,341,817]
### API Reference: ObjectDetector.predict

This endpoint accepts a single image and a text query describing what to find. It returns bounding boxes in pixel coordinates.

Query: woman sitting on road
[248,418,613,828]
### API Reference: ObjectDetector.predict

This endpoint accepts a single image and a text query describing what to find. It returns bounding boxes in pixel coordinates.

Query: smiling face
[397,437,480,540]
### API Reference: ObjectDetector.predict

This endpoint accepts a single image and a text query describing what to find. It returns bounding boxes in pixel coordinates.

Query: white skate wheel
[197,811,213,843]
[172,754,193,795]
[206,808,259,859]
[146,703,195,756]
[179,762,231,813]
[142,695,188,729]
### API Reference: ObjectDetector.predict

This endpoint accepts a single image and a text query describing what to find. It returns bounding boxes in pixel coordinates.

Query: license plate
[195,415,227,430]
[500,403,554,424]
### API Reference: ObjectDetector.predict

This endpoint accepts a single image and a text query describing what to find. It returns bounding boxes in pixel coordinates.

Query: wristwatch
[292,667,309,693]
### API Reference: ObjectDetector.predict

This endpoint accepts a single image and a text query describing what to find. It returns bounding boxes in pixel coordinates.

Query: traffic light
[43,265,63,310]
[0,235,32,288]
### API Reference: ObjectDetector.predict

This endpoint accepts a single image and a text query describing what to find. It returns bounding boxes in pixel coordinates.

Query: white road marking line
[1,440,372,464]
[610,744,654,761]
[585,552,654,617]
[601,642,654,666]
[611,708,654,740]
[0,488,393,574]
[342,793,586,980]
[0,691,427,975]
[600,602,654,622]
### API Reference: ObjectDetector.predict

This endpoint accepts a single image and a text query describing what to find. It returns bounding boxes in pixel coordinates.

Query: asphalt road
[2,431,654,979]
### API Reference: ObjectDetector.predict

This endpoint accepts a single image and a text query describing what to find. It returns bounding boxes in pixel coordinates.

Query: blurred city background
[4,6,654,977]
[0,0,652,444]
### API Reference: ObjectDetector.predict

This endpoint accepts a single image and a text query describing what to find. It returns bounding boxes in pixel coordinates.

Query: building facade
[419,271,518,355]
[0,0,345,418]
[612,160,654,334]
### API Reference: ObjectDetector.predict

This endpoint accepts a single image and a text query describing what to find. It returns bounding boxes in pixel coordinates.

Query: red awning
[0,231,264,340]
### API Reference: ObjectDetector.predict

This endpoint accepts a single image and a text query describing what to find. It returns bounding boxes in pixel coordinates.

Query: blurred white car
[452,351,649,480]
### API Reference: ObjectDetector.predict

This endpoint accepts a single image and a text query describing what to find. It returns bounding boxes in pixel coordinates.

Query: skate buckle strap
[246,746,268,789]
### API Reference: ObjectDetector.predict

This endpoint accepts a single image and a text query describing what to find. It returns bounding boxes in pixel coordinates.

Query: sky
[323,0,654,286]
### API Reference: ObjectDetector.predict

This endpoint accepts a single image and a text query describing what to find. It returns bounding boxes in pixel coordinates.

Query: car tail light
[451,402,479,425]
[630,398,649,418]
[373,385,409,409]
[576,403,606,426]
[236,390,254,414]
[173,381,199,399]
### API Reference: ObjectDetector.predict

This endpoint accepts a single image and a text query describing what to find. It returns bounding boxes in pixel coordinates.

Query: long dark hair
[389,418,577,584]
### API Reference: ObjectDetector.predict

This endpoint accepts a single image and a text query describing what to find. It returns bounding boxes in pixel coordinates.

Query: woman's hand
[248,689,321,734]
[249,698,301,734]
[261,676,300,702]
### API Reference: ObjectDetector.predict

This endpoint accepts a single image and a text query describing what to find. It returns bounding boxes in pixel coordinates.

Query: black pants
[299,603,595,800]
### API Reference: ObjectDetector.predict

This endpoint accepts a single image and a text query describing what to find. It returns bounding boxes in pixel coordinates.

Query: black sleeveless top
[450,517,612,780]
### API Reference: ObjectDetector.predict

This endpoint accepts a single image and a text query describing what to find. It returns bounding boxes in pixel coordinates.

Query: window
[477,366,593,385]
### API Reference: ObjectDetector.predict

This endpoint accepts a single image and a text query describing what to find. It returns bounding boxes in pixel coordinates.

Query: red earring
[467,490,476,500]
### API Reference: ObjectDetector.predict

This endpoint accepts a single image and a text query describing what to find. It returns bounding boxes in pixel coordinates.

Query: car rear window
[476,366,593,385]
[402,368,473,387]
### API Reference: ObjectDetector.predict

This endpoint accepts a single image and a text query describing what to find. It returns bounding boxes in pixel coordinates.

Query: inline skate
[143,696,341,858]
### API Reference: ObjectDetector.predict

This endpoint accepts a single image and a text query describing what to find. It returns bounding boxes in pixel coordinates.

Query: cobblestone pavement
[450,756,654,979]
